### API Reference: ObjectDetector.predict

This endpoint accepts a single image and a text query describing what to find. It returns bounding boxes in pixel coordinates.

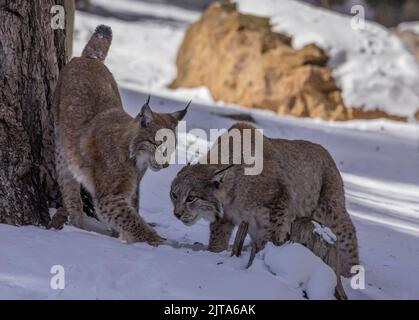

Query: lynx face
[130,97,189,171]
[170,164,227,225]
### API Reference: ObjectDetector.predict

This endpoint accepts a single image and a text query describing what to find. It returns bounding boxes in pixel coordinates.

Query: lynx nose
[174,208,183,219]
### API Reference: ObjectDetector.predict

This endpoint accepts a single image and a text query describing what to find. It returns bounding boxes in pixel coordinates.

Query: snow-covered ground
[2,89,419,299]
[1,0,419,300]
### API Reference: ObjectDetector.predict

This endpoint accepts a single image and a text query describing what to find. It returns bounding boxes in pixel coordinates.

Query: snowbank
[263,243,337,300]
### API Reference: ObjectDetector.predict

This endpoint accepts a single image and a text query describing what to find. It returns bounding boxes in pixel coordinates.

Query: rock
[347,107,407,122]
[171,2,407,122]
[415,110,419,121]
[392,29,419,62]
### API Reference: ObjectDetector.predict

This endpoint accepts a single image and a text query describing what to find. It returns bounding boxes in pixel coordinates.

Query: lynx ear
[211,164,234,189]
[137,95,153,128]
[172,100,191,122]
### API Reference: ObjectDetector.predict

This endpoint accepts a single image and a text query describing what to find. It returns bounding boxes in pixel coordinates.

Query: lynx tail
[81,25,112,62]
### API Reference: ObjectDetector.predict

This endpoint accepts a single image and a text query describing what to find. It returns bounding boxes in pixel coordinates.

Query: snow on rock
[398,22,419,34]
[263,243,337,300]
[236,0,419,119]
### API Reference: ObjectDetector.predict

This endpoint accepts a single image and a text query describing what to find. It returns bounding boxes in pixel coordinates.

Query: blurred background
[70,0,419,122]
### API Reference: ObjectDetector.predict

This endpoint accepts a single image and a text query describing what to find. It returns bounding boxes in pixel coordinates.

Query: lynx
[170,123,359,276]
[52,25,189,245]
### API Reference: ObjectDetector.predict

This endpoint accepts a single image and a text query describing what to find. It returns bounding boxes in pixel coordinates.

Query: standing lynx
[52,25,189,245]
[170,123,359,276]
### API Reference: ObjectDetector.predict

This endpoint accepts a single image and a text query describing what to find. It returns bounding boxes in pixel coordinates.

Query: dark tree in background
[0,0,74,226]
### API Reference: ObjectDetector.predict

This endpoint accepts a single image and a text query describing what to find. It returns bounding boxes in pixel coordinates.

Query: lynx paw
[47,208,68,230]
[120,228,165,246]
[144,231,166,247]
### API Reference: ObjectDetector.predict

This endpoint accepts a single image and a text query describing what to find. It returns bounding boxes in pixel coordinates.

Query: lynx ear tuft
[137,96,153,128]
[172,100,191,121]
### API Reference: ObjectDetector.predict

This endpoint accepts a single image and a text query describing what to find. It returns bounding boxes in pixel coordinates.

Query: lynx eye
[171,191,177,200]
[186,195,196,203]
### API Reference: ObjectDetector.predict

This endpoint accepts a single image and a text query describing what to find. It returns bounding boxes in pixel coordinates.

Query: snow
[263,243,337,300]
[0,224,303,300]
[237,0,419,119]
[1,0,419,300]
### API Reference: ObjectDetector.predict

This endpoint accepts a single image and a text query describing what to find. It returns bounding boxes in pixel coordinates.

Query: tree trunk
[0,0,73,226]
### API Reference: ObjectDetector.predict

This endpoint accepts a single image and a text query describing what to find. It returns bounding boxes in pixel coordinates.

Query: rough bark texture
[290,218,347,300]
[0,0,72,226]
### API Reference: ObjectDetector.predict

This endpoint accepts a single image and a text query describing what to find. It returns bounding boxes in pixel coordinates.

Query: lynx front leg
[270,210,292,246]
[208,220,234,253]
[97,194,164,246]
[245,210,275,268]
[131,182,139,213]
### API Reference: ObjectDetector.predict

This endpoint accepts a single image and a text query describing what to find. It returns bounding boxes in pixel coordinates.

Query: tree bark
[0,0,73,226]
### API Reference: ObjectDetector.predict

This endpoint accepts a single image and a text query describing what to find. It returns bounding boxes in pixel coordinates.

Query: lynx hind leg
[318,168,360,276]
[55,150,84,229]
[96,194,164,246]
[208,220,234,253]
[333,212,359,277]
[55,148,109,234]
[314,198,359,277]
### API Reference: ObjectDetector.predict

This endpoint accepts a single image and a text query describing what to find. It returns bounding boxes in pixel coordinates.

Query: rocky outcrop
[394,29,419,62]
[171,2,408,122]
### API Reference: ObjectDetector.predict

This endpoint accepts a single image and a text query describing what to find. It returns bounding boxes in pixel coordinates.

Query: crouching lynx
[52,25,189,245]
[170,123,359,276]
